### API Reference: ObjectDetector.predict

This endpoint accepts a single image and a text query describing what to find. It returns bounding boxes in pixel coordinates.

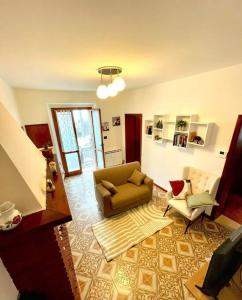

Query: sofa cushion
[101,180,118,195]
[111,183,150,209]
[128,169,146,186]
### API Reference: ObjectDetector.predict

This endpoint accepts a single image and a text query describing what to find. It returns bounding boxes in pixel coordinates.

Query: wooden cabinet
[0,161,80,300]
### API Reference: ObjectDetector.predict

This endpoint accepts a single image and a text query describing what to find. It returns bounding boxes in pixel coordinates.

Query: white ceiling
[1,0,242,91]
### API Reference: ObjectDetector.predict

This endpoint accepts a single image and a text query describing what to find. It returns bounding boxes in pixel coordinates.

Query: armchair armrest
[95,184,112,215]
[190,207,205,221]
[144,176,153,191]
[166,191,173,201]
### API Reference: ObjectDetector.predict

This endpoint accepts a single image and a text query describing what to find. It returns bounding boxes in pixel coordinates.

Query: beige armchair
[163,167,220,233]
[93,161,153,217]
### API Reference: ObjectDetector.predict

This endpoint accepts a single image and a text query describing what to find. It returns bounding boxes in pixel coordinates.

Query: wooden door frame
[212,115,242,218]
[90,108,106,168]
[125,113,142,163]
[51,107,92,177]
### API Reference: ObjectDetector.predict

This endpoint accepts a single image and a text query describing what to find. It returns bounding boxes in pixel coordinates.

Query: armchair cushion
[128,169,146,186]
[101,180,118,195]
[187,191,219,208]
[169,180,192,199]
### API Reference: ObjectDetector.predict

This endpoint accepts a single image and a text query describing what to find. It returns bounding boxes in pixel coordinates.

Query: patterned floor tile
[142,235,157,249]
[76,275,92,300]
[97,259,117,280]
[159,253,177,273]
[176,241,194,257]
[87,278,113,300]
[138,268,157,293]
[114,261,138,289]
[122,247,139,264]
[63,171,231,300]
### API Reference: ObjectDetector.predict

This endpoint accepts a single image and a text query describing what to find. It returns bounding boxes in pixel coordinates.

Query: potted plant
[177,120,187,131]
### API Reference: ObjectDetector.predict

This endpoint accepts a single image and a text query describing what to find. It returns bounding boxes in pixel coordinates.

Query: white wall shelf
[145,114,213,149]
[144,119,153,136]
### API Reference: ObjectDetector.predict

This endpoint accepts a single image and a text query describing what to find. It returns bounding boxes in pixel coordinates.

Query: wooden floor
[185,262,242,300]
[223,194,242,224]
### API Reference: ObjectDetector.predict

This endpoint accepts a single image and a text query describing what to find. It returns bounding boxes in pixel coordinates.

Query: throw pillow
[128,169,146,186]
[101,180,118,195]
[169,180,192,199]
[187,191,219,208]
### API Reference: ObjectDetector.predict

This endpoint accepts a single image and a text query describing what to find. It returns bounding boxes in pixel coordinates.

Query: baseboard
[154,183,167,192]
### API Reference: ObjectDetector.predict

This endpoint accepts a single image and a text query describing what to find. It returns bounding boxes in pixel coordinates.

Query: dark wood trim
[154,182,167,192]
[125,113,142,163]
[91,108,105,168]
[212,115,242,219]
[70,110,82,174]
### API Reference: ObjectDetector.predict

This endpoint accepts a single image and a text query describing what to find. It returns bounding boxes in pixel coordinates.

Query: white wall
[0,78,21,124]
[0,78,19,300]
[15,88,123,152]
[115,64,242,189]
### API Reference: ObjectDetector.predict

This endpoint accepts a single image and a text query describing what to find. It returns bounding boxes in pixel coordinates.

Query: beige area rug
[92,203,173,261]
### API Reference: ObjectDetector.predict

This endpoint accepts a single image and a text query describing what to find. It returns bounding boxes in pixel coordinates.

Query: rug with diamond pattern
[64,171,231,300]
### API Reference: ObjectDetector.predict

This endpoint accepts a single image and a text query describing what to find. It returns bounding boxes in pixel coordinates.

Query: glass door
[52,109,82,176]
[72,109,97,171]
[91,109,105,169]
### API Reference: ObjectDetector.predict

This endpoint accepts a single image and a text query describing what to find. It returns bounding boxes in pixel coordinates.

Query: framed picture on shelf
[102,122,110,131]
[112,116,121,126]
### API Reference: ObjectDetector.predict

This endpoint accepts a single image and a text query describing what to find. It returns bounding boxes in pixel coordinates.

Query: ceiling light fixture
[96,66,126,99]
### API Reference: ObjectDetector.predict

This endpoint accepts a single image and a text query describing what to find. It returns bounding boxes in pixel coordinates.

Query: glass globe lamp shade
[112,76,126,91]
[107,83,118,97]
[96,84,108,99]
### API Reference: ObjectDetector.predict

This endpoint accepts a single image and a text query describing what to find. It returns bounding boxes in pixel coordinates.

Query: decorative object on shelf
[177,120,187,131]
[41,144,54,161]
[189,131,197,142]
[147,126,153,135]
[154,135,162,140]
[49,161,57,177]
[0,201,22,231]
[46,179,56,192]
[96,66,126,99]
[173,134,187,147]
[156,120,163,129]
[102,121,109,131]
[112,116,121,126]
[193,136,204,145]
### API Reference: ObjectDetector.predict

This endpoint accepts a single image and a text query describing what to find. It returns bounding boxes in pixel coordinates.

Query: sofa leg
[163,205,170,217]
[184,220,192,234]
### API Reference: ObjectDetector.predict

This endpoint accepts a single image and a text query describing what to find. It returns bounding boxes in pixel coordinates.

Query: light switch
[219,150,228,158]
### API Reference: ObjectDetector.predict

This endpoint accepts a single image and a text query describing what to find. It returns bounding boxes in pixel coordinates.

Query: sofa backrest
[93,161,141,186]
[183,166,220,198]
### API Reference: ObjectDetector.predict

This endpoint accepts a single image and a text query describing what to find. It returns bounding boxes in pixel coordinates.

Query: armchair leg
[184,220,192,234]
[163,205,170,217]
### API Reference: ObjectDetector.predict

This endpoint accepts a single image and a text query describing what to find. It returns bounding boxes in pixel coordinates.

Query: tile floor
[65,170,231,300]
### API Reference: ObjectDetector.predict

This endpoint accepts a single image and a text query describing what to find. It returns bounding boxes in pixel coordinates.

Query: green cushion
[128,169,146,186]
[187,192,219,208]
[101,180,118,195]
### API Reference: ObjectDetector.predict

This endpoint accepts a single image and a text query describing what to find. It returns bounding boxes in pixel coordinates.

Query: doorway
[214,115,242,224]
[51,107,104,176]
[125,114,142,163]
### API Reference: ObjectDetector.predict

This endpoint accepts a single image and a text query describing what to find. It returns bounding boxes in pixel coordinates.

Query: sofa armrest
[95,184,112,214]
[144,176,153,191]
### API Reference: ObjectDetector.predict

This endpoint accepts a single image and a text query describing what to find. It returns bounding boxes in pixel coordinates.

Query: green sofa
[93,161,153,217]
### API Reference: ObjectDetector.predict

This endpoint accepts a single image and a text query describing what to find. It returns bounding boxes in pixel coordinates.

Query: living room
[1,1,242,300]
